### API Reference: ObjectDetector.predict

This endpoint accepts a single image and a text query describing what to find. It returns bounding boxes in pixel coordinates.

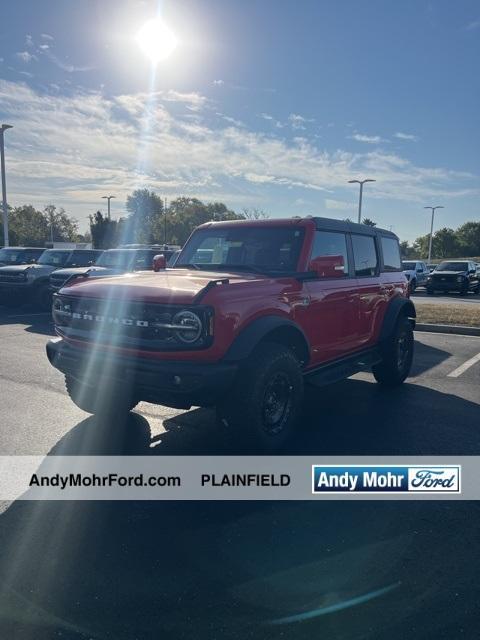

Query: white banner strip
[0,456,477,501]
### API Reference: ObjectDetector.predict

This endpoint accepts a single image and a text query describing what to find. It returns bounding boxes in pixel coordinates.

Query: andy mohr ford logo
[312,465,461,493]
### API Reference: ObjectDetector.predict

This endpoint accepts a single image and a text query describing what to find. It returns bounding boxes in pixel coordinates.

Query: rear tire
[372,316,414,387]
[217,342,304,451]
[65,375,137,415]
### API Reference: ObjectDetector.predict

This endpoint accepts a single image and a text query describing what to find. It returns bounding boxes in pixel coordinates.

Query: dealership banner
[0,456,476,501]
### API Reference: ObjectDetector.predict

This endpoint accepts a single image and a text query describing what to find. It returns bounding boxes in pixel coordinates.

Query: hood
[432,270,467,276]
[0,263,59,277]
[0,264,33,275]
[59,268,263,304]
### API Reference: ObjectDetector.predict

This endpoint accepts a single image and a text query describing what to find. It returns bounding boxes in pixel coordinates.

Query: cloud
[25,35,34,48]
[15,51,37,63]
[212,79,224,85]
[41,33,54,40]
[0,79,477,229]
[325,199,351,211]
[288,113,315,130]
[41,49,93,73]
[350,133,387,144]
[39,44,50,51]
[466,19,480,30]
[394,132,418,141]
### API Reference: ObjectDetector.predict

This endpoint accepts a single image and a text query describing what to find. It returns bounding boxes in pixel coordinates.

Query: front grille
[54,295,213,351]
[432,274,459,283]
[0,273,26,282]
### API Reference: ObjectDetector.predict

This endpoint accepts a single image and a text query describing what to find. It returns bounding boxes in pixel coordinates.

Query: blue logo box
[312,465,461,494]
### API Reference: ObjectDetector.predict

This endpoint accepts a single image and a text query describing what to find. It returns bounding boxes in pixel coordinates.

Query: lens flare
[136,18,178,63]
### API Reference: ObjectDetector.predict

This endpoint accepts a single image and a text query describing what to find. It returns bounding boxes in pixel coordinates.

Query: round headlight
[172,310,203,344]
[457,275,464,282]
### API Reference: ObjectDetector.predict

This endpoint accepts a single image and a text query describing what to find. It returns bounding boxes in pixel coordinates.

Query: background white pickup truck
[402,260,429,292]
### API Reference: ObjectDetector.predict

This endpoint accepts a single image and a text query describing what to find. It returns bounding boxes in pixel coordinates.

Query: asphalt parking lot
[1,305,479,459]
[1,307,480,640]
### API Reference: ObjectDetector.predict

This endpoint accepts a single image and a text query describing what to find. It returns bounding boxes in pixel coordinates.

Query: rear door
[351,233,382,347]
[301,229,361,365]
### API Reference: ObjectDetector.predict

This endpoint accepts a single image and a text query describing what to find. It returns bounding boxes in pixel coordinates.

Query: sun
[136,18,178,63]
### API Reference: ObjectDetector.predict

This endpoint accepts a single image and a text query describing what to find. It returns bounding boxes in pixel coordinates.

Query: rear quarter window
[351,234,378,277]
[380,236,402,271]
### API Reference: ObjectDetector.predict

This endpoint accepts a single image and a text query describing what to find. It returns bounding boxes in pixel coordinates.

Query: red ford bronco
[47,217,415,448]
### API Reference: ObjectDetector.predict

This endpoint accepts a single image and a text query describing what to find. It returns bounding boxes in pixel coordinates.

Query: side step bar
[304,347,382,387]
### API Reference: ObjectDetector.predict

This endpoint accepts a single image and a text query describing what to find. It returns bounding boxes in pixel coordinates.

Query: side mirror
[153,254,166,271]
[309,254,345,278]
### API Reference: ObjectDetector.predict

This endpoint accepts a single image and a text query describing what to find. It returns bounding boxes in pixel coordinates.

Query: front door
[297,229,360,367]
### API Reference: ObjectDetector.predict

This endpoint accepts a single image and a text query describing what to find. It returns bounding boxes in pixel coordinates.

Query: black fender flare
[379,297,416,343]
[223,315,311,365]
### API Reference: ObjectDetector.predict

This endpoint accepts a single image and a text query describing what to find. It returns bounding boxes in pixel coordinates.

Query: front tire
[409,279,416,294]
[426,287,435,295]
[372,316,414,387]
[218,342,304,451]
[65,375,137,415]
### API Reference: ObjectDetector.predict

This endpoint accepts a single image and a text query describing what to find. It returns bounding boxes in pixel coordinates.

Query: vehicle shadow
[41,376,480,457]
[0,306,55,336]
[410,339,451,376]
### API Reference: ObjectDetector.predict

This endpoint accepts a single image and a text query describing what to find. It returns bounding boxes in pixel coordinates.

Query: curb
[415,323,480,337]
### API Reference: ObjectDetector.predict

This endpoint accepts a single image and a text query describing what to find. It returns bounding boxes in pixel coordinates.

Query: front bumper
[46,338,238,409]
[428,280,466,291]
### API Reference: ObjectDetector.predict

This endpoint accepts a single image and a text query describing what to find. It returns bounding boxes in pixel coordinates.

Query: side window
[352,234,378,277]
[310,231,349,276]
[380,236,401,272]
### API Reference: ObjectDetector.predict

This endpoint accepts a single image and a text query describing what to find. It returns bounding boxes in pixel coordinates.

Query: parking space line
[447,352,480,378]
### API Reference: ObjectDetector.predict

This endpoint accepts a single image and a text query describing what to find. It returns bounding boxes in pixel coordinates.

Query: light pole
[0,124,13,247]
[102,195,115,219]
[424,206,444,264]
[164,197,167,245]
[348,178,376,224]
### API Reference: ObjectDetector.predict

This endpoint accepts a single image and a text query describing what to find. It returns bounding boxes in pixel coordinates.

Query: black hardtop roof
[312,217,398,239]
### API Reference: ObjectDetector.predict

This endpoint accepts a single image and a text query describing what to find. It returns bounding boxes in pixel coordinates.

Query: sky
[0,0,479,242]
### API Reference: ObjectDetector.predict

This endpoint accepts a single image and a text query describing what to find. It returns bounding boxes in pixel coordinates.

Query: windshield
[96,250,135,269]
[402,262,416,270]
[436,262,468,271]
[177,226,305,273]
[0,249,26,264]
[37,250,71,267]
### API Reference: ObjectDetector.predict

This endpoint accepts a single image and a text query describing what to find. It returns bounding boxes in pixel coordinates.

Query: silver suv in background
[0,249,101,309]
[49,247,160,293]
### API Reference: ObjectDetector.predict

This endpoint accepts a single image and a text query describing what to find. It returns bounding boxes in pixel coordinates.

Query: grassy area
[415,303,480,327]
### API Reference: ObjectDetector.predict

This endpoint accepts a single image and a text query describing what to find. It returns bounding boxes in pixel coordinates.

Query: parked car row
[402,259,480,296]
[0,244,181,310]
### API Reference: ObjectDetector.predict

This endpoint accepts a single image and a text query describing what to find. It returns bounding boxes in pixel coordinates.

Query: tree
[125,189,164,243]
[241,208,269,220]
[432,227,459,259]
[362,218,377,227]
[456,221,480,256]
[89,211,121,249]
[5,205,48,246]
[43,205,79,242]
